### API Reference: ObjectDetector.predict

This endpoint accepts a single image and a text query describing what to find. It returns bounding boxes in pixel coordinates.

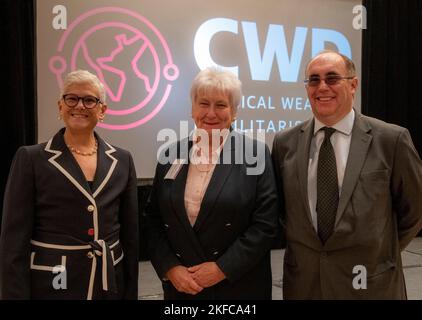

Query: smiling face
[58,82,107,133]
[306,52,358,126]
[192,88,235,134]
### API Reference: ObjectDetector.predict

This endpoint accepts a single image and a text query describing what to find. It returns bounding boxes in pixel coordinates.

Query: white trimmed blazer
[0,128,139,300]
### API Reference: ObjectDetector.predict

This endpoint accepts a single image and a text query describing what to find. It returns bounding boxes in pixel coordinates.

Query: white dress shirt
[307,109,355,231]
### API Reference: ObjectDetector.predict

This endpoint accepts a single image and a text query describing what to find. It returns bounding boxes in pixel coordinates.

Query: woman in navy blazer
[146,68,279,299]
[0,70,139,299]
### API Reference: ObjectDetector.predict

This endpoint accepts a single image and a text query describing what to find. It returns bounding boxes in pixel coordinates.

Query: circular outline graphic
[49,6,179,130]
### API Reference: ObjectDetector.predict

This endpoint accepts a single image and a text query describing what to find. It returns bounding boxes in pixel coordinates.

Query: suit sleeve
[119,153,139,299]
[0,147,35,299]
[271,135,286,249]
[216,145,279,282]
[391,129,422,250]
[144,163,181,280]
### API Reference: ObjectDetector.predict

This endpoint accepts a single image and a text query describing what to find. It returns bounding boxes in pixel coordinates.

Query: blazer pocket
[30,251,67,272]
[360,169,389,183]
[355,169,390,208]
[367,260,396,279]
[111,245,124,266]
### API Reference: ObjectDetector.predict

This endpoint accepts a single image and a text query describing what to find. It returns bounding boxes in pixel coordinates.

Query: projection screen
[36,0,362,178]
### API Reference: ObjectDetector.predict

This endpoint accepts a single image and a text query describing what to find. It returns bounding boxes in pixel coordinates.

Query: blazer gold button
[87,205,95,212]
[87,252,94,259]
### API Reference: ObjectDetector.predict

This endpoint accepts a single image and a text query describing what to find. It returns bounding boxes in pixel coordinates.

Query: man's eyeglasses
[62,94,102,109]
[304,75,355,87]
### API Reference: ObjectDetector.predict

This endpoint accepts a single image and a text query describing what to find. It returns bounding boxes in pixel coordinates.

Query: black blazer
[145,131,279,299]
[0,128,139,299]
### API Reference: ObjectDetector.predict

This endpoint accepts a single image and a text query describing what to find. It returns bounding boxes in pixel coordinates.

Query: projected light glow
[194,18,352,82]
[38,0,361,178]
[48,6,179,130]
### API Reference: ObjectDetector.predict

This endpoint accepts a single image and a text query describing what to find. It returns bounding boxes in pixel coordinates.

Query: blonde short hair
[190,67,242,113]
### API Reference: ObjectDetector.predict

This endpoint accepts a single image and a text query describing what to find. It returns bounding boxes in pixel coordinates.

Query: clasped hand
[166,262,226,295]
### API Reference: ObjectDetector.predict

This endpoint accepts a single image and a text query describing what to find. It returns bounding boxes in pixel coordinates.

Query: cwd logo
[49,7,179,130]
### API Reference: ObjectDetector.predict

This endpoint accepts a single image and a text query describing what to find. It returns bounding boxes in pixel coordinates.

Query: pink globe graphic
[49,7,179,130]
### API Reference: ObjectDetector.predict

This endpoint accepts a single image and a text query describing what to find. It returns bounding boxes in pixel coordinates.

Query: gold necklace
[67,140,98,156]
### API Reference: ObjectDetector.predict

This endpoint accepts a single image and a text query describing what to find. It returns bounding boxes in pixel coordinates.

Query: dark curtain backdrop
[361,0,422,236]
[0,0,36,229]
[1,0,421,241]
[362,0,422,156]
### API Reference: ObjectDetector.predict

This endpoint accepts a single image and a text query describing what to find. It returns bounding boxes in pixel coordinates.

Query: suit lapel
[170,140,207,260]
[298,120,315,226]
[91,135,118,198]
[335,114,372,226]
[171,161,191,228]
[45,129,95,204]
[192,133,235,232]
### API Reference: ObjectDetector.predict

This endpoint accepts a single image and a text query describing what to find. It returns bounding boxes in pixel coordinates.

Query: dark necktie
[317,127,339,244]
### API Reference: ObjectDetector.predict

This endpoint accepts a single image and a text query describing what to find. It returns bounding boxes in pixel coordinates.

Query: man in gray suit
[272,50,422,299]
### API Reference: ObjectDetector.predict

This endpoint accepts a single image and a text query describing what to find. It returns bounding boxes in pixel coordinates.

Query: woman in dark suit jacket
[146,68,278,299]
[0,70,139,299]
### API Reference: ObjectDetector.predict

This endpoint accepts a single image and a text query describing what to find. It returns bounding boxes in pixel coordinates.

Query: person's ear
[231,106,237,121]
[57,100,63,119]
[99,104,107,122]
[350,77,358,96]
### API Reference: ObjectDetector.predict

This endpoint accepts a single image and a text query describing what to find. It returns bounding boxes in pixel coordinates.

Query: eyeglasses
[62,94,101,109]
[304,75,355,87]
